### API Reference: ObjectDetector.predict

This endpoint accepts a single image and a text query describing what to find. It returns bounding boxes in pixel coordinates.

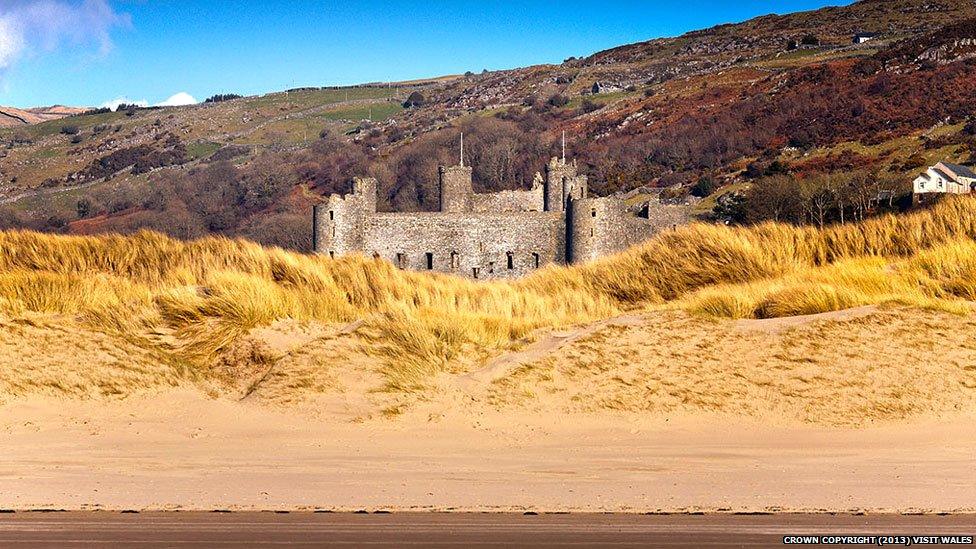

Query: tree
[744,174,803,223]
[798,174,836,228]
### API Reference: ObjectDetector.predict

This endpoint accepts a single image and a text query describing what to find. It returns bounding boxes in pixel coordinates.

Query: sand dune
[4,201,976,511]
[2,305,975,512]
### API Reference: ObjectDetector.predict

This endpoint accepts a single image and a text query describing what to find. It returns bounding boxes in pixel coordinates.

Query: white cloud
[155,92,197,107]
[99,96,147,111]
[0,0,129,71]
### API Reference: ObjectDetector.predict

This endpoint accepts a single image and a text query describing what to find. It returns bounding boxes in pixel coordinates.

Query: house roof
[940,162,976,179]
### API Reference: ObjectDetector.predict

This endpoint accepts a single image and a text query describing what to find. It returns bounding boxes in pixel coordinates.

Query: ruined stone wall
[363,211,566,279]
[439,165,473,213]
[312,177,376,257]
[568,197,691,263]
[470,184,545,212]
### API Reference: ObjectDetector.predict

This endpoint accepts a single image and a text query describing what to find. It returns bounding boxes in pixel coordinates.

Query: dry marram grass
[2,196,976,404]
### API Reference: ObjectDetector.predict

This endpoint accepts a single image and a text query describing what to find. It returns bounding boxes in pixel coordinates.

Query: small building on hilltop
[913,161,976,204]
[313,151,689,279]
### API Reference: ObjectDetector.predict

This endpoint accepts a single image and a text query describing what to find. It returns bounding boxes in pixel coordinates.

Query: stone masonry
[313,154,690,279]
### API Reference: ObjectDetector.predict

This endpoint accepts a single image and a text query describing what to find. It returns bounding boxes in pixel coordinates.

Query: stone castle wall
[365,212,565,279]
[569,197,691,263]
[470,184,545,212]
[312,177,376,257]
[313,153,692,280]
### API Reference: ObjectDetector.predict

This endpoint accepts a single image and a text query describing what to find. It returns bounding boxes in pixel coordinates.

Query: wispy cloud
[0,0,129,70]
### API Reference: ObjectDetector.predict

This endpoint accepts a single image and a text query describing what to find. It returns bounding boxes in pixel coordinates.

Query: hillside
[0,105,88,127]
[1,0,975,248]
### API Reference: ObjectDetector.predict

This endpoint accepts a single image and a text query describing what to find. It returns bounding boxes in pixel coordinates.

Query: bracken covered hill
[1,0,976,248]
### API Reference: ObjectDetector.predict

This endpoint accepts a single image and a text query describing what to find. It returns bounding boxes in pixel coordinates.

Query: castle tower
[439,165,473,213]
[312,176,376,257]
[544,157,587,212]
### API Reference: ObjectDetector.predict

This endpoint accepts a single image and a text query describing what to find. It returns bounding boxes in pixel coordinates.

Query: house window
[396,253,407,269]
[532,253,540,269]
[425,252,434,270]
[450,252,459,270]
[506,252,514,270]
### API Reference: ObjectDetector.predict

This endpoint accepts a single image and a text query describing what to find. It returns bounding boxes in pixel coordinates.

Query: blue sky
[0,0,850,108]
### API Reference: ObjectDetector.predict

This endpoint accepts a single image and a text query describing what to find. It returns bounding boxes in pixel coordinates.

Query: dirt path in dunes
[457,314,647,389]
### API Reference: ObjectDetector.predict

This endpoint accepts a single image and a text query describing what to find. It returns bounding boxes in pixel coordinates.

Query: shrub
[60,125,80,135]
[547,94,570,108]
[963,118,976,136]
[691,177,718,198]
[402,91,425,108]
[579,99,601,114]
[11,131,32,145]
[204,94,243,103]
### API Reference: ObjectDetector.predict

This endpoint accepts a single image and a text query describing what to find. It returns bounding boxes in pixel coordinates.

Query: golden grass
[3,196,976,391]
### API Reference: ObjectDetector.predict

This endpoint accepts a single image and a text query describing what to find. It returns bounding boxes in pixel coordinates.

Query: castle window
[472,267,480,279]
[488,261,495,274]
[590,228,593,237]
[425,252,434,270]
[396,253,407,269]
[331,227,336,237]
[591,209,597,217]
[450,252,459,270]
[506,252,514,270]
[329,210,334,220]
[329,251,334,259]
[532,253,540,269]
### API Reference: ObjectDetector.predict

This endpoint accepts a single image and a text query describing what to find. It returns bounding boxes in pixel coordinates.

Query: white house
[913,161,976,203]
[853,32,879,44]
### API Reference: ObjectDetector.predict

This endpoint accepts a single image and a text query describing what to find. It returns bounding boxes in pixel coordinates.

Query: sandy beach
[2,388,974,513]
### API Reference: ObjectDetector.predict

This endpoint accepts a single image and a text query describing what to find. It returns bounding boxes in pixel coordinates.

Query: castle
[313,151,688,279]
